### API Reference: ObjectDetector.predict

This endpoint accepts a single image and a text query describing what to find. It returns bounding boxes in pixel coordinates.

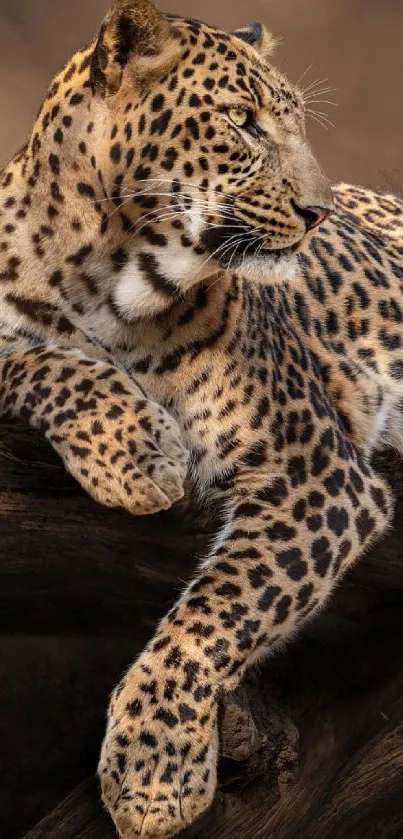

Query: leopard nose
[292,200,333,232]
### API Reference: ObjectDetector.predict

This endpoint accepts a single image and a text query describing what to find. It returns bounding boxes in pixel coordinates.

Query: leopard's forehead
[161,13,302,112]
[165,13,258,61]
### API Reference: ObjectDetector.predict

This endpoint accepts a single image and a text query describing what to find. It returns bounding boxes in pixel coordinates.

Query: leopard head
[28,0,334,318]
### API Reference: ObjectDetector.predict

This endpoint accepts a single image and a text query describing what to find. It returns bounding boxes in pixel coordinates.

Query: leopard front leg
[0,347,188,515]
[99,443,392,838]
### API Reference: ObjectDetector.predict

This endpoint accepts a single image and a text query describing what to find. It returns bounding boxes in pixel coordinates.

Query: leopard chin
[229,250,299,284]
[201,218,304,283]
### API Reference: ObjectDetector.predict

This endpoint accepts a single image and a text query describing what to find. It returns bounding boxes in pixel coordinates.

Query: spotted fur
[0,2,401,837]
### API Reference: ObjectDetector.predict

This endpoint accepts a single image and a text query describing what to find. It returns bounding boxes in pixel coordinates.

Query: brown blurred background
[0,0,402,190]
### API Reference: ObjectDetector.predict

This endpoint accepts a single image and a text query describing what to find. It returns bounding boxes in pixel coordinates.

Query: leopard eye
[227,107,255,129]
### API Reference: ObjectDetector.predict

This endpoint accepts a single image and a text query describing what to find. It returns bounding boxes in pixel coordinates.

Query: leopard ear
[90,0,180,95]
[231,22,278,61]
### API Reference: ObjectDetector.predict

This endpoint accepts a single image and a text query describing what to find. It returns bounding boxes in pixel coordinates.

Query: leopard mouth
[200,220,302,268]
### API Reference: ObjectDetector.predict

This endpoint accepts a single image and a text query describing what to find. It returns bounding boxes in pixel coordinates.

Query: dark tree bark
[2,422,403,839]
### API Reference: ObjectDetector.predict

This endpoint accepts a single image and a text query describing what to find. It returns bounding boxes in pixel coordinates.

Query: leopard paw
[98,657,218,838]
[46,361,189,516]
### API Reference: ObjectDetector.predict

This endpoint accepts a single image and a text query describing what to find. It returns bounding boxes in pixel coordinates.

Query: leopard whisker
[194,231,252,279]
[295,62,314,87]
[305,110,335,130]
[115,184,236,218]
[127,207,248,243]
[104,191,235,226]
[200,225,266,278]
[302,87,336,99]
[300,76,329,95]
[304,98,338,108]
[123,177,238,207]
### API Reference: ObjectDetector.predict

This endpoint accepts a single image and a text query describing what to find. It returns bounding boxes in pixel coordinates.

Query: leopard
[1,1,403,836]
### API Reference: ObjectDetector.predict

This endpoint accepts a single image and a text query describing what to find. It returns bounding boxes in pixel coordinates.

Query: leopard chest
[118,343,273,488]
[331,357,403,456]
[369,385,403,454]
[116,322,337,494]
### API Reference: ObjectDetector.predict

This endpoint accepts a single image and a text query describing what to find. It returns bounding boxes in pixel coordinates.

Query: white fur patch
[241,252,298,284]
[113,240,214,320]
[156,241,210,291]
[187,205,203,241]
[113,255,173,319]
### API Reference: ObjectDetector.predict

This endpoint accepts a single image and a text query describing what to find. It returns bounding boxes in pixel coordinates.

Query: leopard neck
[0,145,238,355]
